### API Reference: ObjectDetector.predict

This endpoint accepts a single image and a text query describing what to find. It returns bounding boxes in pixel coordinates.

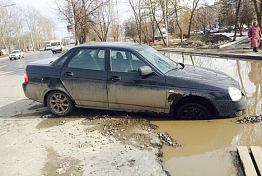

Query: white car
[9,50,24,60]
[40,47,46,51]
[46,44,51,50]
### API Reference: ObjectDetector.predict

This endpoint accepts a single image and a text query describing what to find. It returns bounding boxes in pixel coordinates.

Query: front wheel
[175,103,210,120]
[47,91,74,116]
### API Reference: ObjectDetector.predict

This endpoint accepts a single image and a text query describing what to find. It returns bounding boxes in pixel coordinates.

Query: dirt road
[0,52,168,176]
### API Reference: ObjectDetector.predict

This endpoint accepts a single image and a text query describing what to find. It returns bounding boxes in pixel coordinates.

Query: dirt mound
[203,34,232,45]
[176,34,232,48]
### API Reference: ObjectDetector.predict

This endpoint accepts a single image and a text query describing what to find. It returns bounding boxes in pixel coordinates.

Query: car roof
[78,42,150,50]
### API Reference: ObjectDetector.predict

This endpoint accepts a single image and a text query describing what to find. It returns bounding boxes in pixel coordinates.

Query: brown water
[152,54,262,176]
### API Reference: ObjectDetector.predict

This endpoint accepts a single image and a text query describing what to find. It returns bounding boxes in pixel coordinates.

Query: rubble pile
[101,121,123,136]
[237,115,262,124]
[157,133,181,148]
[56,161,71,174]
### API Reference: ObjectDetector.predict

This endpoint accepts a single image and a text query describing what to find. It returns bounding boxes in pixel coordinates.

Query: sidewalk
[157,47,262,60]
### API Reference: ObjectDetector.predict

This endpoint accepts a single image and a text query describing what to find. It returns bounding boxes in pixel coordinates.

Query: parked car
[40,47,46,51]
[204,29,210,33]
[22,43,247,119]
[210,28,219,33]
[46,44,51,50]
[225,26,233,33]
[9,50,24,60]
[193,30,204,35]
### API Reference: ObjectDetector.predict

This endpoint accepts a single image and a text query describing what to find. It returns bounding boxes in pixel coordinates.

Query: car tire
[9,58,12,60]
[47,91,74,116]
[175,103,211,120]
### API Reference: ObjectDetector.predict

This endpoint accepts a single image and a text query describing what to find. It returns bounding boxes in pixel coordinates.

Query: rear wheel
[176,103,210,120]
[47,91,74,116]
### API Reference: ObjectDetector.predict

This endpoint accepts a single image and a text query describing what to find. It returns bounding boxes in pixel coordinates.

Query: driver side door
[107,49,167,113]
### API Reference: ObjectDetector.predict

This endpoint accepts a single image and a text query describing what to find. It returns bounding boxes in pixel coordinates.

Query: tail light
[24,69,29,83]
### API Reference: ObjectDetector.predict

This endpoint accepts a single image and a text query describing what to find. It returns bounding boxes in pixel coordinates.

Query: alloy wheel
[49,92,70,114]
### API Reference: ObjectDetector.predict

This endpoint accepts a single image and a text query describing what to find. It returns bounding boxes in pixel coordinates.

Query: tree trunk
[187,0,199,39]
[187,12,194,39]
[233,0,242,41]
[252,0,261,28]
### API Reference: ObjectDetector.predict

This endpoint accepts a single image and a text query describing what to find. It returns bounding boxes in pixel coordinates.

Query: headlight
[229,87,242,101]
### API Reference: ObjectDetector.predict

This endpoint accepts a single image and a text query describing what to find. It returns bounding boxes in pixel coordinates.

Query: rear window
[51,42,61,46]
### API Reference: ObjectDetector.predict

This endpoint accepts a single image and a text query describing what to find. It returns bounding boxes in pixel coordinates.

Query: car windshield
[136,47,179,73]
[11,51,19,53]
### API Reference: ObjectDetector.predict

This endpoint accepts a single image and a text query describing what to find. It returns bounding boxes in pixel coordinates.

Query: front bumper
[213,96,247,117]
[9,55,18,59]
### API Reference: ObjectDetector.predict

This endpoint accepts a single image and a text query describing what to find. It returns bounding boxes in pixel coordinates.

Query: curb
[219,36,248,48]
[157,49,262,60]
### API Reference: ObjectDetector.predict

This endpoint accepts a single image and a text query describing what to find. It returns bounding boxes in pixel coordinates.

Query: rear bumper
[213,96,247,117]
[22,82,44,103]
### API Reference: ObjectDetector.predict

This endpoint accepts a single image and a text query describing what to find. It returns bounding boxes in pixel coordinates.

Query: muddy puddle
[152,54,261,176]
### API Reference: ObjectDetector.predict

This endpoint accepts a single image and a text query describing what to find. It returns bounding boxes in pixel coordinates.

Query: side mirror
[138,66,153,76]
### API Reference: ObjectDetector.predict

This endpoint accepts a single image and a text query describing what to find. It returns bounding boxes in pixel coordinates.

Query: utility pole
[164,0,168,47]
[69,0,77,45]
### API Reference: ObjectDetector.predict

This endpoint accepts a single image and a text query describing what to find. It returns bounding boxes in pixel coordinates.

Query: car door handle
[64,72,74,76]
[110,76,121,81]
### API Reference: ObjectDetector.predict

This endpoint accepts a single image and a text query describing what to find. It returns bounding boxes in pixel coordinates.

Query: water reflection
[154,53,262,176]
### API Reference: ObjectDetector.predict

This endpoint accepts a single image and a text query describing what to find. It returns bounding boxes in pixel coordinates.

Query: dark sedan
[22,42,247,119]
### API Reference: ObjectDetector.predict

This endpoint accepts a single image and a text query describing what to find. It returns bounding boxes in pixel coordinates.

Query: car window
[111,50,147,73]
[137,47,179,73]
[68,49,105,70]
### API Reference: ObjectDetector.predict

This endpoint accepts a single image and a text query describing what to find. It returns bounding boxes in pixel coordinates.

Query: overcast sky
[5,0,216,39]
[11,0,133,39]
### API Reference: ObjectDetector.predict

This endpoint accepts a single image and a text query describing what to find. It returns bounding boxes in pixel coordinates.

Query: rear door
[60,47,108,108]
[107,49,167,113]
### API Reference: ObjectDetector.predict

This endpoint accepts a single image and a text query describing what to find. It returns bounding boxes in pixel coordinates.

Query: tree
[128,0,144,43]
[233,0,242,41]
[123,18,137,40]
[0,3,22,52]
[218,1,235,26]
[187,0,200,39]
[55,0,106,44]
[196,3,217,31]
[239,0,255,35]
[147,0,166,45]
[91,1,111,42]
[252,0,262,28]
[171,0,184,42]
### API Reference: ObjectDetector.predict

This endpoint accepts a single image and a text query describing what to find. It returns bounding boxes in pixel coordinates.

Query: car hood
[165,64,240,91]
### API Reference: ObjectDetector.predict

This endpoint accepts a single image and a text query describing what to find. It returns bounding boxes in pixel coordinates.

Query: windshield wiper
[165,63,184,74]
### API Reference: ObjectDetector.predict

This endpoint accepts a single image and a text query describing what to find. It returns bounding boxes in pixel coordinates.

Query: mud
[153,53,262,176]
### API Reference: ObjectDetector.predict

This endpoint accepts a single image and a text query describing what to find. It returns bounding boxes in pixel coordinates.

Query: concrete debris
[41,114,53,118]
[56,161,71,174]
[237,115,262,124]
[157,133,181,148]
